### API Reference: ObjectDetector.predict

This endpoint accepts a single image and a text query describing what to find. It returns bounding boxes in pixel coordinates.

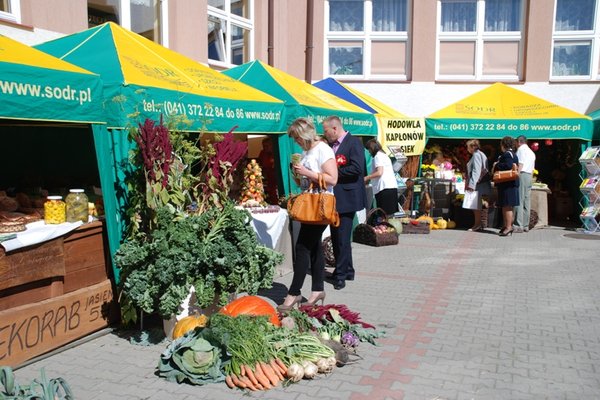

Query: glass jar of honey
[44,196,66,224]
[65,189,89,223]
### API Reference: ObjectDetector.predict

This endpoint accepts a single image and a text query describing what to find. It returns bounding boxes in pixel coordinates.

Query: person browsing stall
[514,135,536,233]
[463,139,492,231]
[322,115,367,290]
[364,139,399,215]
[278,118,338,311]
[493,136,520,237]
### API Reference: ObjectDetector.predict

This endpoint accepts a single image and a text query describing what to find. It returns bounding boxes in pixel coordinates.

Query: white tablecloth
[0,220,83,253]
[249,208,293,277]
[249,208,288,249]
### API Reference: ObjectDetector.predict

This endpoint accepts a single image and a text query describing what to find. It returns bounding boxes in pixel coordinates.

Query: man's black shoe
[334,280,346,290]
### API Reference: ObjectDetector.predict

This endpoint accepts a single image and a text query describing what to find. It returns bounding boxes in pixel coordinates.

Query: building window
[88,0,166,44]
[437,0,523,81]
[325,0,409,80]
[0,0,20,23]
[208,0,253,68]
[551,0,600,80]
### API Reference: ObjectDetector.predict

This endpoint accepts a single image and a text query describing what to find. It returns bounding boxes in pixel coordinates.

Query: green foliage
[201,314,276,375]
[157,329,225,385]
[115,202,283,320]
[117,118,281,324]
[0,366,73,400]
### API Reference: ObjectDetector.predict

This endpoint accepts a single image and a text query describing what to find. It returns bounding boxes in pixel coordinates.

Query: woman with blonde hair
[463,139,492,231]
[278,118,338,311]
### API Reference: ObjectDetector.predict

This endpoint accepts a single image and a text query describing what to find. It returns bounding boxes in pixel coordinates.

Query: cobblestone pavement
[12,225,600,400]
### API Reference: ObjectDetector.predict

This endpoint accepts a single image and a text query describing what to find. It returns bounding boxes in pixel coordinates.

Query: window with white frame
[325,0,409,80]
[551,0,599,80]
[87,0,167,44]
[0,0,21,23]
[208,0,253,68]
[437,0,523,81]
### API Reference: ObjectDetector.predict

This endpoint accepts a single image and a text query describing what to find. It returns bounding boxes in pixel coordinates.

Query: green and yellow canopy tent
[426,83,594,219]
[426,83,593,141]
[222,60,378,194]
[313,77,423,177]
[0,35,107,242]
[585,109,600,145]
[313,77,409,134]
[0,35,104,123]
[34,23,287,282]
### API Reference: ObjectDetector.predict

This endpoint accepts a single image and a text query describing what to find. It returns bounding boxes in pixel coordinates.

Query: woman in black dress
[493,136,520,236]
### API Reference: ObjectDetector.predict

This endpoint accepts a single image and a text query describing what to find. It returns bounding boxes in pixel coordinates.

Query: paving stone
[11,227,600,399]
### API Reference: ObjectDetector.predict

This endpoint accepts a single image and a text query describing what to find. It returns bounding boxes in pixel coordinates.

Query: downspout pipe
[268,0,274,65]
[305,0,314,83]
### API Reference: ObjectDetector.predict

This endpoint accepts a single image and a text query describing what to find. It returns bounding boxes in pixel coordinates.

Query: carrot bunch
[225,359,288,391]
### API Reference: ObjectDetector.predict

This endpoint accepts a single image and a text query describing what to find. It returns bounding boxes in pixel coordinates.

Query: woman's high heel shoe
[467,225,483,232]
[304,292,326,307]
[499,228,514,237]
[277,295,303,312]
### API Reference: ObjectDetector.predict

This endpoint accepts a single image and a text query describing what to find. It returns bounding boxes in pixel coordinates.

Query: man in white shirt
[514,135,536,232]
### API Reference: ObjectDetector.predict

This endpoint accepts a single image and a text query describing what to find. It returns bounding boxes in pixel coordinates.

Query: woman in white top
[364,139,399,215]
[278,118,338,312]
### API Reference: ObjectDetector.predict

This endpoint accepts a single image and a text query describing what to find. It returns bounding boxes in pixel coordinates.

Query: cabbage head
[157,329,224,385]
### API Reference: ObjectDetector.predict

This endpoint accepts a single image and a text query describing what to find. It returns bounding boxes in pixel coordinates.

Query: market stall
[0,35,115,367]
[425,83,594,227]
[313,77,424,212]
[34,23,289,282]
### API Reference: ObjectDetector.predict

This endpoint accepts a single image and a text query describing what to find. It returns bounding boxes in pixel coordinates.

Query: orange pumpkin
[172,313,208,339]
[219,295,281,327]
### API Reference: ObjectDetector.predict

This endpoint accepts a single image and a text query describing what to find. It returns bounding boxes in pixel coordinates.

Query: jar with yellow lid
[66,189,89,223]
[44,196,66,224]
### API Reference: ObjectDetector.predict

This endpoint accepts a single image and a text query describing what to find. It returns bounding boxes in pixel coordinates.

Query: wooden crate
[63,220,111,293]
[0,239,66,311]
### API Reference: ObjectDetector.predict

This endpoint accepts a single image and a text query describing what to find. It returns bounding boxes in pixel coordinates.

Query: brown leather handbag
[492,164,519,183]
[287,173,340,227]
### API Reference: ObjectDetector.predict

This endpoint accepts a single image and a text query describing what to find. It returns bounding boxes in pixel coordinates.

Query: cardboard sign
[379,117,426,156]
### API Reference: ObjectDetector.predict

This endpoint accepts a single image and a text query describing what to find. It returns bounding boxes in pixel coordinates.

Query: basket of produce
[353,208,398,247]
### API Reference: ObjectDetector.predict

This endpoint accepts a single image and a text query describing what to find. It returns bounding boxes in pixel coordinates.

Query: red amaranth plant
[135,117,173,188]
[209,125,247,186]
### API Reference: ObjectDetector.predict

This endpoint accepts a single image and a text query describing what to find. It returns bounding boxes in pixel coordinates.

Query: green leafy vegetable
[157,329,225,385]
[115,202,283,320]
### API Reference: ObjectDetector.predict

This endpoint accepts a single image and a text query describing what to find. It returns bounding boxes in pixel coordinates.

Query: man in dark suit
[322,116,367,290]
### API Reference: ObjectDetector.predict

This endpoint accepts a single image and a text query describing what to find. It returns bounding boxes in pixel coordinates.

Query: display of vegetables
[155,301,384,391]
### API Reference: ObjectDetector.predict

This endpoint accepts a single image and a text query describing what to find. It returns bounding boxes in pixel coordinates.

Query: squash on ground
[172,313,208,339]
[220,295,281,326]
[417,215,434,226]
[446,219,456,229]
[436,218,448,229]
